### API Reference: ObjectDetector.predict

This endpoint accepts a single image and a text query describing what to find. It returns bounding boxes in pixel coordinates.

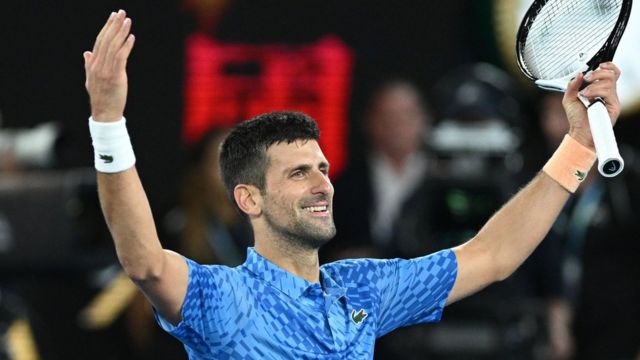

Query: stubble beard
[262,203,336,251]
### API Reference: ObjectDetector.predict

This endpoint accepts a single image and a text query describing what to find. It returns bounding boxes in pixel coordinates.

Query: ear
[233,184,263,217]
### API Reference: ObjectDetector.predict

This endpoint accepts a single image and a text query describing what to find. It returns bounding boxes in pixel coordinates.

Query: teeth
[303,206,327,212]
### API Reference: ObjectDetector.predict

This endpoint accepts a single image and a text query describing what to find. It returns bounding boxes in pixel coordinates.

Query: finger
[579,82,620,122]
[94,10,126,60]
[92,12,117,54]
[105,17,132,66]
[599,62,621,80]
[94,12,117,45]
[114,34,136,71]
[584,68,617,83]
[580,70,617,97]
[83,51,93,67]
[99,10,126,53]
[580,84,612,102]
[565,72,584,99]
[83,51,93,89]
[586,85,621,121]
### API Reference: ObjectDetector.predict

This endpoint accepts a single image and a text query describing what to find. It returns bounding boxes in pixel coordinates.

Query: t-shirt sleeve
[153,258,247,355]
[375,249,458,337]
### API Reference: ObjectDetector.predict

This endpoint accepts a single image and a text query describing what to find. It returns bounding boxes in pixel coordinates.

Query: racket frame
[515,0,633,177]
[516,0,633,81]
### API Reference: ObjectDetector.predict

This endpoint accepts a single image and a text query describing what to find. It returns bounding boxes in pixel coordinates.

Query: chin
[298,228,336,250]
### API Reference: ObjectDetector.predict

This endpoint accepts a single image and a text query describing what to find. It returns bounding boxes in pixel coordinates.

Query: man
[84,10,622,359]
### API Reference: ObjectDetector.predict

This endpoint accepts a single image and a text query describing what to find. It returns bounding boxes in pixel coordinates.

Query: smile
[302,205,328,213]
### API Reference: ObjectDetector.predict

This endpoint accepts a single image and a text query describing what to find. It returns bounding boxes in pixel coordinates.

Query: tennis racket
[516,0,632,177]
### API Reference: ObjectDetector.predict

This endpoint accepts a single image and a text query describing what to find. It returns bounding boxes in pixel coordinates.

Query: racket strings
[528,11,596,77]
[528,3,614,76]
[522,0,622,80]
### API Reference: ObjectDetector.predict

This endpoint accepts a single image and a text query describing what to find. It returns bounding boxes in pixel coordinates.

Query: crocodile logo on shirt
[99,154,114,164]
[351,309,368,325]
[575,170,586,182]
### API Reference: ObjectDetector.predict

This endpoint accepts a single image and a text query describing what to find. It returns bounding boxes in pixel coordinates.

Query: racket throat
[535,78,570,92]
[535,63,590,93]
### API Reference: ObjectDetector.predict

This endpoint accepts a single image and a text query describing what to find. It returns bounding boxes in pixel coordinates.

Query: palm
[84,11,135,122]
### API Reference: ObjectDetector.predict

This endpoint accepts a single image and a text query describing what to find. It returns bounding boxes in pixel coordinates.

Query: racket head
[516,0,632,88]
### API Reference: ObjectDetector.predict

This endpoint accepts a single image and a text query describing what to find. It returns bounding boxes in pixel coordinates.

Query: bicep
[448,238,498,305]
[136,249,189,325]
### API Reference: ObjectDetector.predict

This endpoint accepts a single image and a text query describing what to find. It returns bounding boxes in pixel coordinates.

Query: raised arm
[84,10,188,324]
[447,64,621,304]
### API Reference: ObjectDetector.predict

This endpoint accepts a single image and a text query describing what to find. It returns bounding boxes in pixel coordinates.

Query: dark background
[0,0,502,213]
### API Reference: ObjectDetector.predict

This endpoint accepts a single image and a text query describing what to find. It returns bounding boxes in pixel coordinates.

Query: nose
[311,170,333,195]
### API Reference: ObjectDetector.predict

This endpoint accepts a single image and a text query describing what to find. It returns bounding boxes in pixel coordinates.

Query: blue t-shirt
[155,247,458,359]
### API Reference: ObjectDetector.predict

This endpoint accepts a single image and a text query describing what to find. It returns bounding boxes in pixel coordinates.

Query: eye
[291,170,305,179]
[319,165,330,176]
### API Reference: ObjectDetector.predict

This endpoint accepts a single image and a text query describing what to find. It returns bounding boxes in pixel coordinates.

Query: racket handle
[587,100,624,177]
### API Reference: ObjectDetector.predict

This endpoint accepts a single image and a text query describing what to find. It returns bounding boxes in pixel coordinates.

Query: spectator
[537,93,640,360]
[327,78,439,261]
[173,127,253,266]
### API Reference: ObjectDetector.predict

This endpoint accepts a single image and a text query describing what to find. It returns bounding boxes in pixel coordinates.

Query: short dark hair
[219,111,320,211]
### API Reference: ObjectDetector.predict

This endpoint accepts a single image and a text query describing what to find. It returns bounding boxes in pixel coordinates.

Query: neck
[388,157,406,174]
[378,151,412,175]
[254,238,320,283]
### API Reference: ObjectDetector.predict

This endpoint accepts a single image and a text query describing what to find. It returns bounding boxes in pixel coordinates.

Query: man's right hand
[84,10,135,122]
[563,62,621,151]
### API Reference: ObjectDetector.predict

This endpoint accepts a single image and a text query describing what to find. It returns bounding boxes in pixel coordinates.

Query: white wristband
[89,117,136,173]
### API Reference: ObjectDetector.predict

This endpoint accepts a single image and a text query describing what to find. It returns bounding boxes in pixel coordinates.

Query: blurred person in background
[0,110,60,172]
[167,127,253,266]
[327,78,440,262]
[331,65,573,359]
[534,93,640,360]
[343,64,572,359]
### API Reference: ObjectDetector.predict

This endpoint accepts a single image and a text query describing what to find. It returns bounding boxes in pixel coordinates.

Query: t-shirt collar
[243,247,345,300]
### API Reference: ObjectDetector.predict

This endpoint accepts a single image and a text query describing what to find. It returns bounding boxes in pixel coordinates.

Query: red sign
[183,32,354,175]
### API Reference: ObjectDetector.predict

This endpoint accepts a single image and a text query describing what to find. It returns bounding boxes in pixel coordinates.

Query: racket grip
[587,100,624,177]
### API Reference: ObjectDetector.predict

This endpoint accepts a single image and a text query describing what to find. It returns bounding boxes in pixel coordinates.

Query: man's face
[368,83,428,160]
[260,139,336,250]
